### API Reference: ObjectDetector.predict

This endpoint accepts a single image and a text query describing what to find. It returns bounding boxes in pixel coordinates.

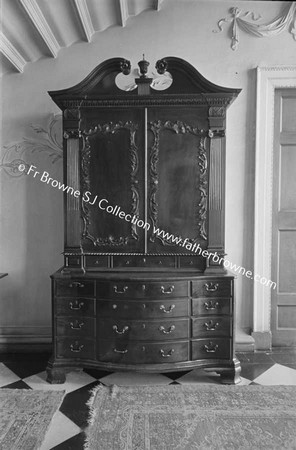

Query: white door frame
[253,66,296,349]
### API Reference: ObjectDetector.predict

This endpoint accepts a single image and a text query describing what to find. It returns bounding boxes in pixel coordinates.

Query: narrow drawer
[56,317,95,337]
[85,255,108,268]
[55,297,95,316]
[97,318,189,341]
[192,298,231,316]
[65,256,81,268]
[179,256,205,271]
[97,299,189,319]
[192,338,231,360]
[56,338,95,360]
[97,340,189,364]
[113,255,175,268]
[56,280,95,297]
[191,317,231,338]
[192,279,232,298]
[97,281,188,299]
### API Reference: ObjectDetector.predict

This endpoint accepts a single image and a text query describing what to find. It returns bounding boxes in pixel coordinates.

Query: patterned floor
[0,349,296,449]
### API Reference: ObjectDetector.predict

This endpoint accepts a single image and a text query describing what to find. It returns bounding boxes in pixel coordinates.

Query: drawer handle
[70,342,84,352]
[204,320,220,331]
[204,301,219,311]
[159,325,176,334]
[69,301,84,310]
[70,321,85,330]
[113,348,128,354]
[69,282,85,288]
[113,325,129,335]
[205,282,219,292]
[160,304,175,313]
[160,285,175,294]
[160,349,175,358]
[204,342,219,353]
[113,285,128,294]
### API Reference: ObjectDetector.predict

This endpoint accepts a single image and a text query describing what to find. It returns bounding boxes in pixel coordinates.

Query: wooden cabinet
[46,56,241,384]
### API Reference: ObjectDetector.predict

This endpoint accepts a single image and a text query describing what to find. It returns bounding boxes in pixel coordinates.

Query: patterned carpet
[85,384,296,449]
[0,349,295,449]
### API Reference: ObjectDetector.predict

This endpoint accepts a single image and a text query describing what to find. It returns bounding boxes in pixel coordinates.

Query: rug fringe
[84,384,119,450]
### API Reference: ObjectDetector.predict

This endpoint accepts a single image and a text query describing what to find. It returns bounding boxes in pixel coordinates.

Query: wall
[0,1,295,345]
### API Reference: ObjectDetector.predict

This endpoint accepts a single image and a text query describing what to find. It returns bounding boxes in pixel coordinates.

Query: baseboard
[0,326,52,352]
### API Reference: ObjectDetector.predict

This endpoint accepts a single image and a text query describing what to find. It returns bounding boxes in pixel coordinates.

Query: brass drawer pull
[160,285,175,294]
[205,282,219,292]
[114,348,128,354]
[204,301,219,311]
[204,320,219,331]
[160,304,175,313]
[69,282,85,288]
[70,321,84,330]
[112,325,129,334]
[69,301,84,310]
[204,342,219,353]
[70,342,84,352]
[113,285,128,294]
[160,349,175,358]
[159,325,176,334]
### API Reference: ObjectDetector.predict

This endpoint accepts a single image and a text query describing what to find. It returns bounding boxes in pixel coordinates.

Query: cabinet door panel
[80,108,145,252]
[147,108,209,254]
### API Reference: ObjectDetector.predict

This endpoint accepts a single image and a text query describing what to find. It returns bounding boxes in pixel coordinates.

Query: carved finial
[138,55,149,78]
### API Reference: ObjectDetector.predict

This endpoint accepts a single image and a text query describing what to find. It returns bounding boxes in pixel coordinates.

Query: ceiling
[0,0,279,76]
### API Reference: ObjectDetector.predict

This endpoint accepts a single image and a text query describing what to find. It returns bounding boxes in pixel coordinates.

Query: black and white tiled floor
[0,349,296,449]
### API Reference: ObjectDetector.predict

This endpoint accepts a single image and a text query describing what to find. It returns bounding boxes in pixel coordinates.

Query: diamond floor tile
[253,363,296,385]
[40,411,81,450]
[99,371,173,386]
[0,362,21,387]
[23,370,97,394]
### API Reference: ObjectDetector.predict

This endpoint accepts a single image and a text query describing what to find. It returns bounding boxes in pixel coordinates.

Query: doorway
[271,89,296,346]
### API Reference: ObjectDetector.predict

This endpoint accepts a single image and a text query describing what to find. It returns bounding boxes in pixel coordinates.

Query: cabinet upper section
[48,56,241,109]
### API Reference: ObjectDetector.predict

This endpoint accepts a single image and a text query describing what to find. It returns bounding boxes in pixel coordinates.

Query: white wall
[1,1,295,343]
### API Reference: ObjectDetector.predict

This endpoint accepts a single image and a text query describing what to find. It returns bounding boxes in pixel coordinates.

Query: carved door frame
[253,65,296,349]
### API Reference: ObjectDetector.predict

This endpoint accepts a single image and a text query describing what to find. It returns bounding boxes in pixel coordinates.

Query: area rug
[85,384,296,450]
[0,389,64,450]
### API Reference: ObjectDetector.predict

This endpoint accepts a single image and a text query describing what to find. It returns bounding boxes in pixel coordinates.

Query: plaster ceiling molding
[213,2,296,50]
[0,0,163,75]
[0,114,62,177]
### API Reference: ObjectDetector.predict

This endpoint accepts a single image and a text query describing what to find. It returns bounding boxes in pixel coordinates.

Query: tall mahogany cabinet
[47,56,241,384]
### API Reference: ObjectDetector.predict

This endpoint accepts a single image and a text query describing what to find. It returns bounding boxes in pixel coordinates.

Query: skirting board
[0,326,52,352]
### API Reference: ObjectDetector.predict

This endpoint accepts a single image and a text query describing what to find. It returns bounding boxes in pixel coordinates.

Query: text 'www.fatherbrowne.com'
[19,164,276,290]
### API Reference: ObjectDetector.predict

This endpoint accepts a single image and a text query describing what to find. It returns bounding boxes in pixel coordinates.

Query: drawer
[97,299,189,318]
[113,255,175,268]
[56,317,95,337]
[97,318,189,341]
[191,317,231,338]
[179,256,205,271]
[192,338,231,360]
[56,280,95,297]
[85,255,109,268]
[97,340,189,364]
[192,298,231,316]
[55,297,95,316]
[56,338,95,360]
[65,256,81,268]
[97,281,188,299]
[192,279,232,297]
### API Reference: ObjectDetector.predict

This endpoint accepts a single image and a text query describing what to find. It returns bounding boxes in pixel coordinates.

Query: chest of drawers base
[46,271,241,385]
